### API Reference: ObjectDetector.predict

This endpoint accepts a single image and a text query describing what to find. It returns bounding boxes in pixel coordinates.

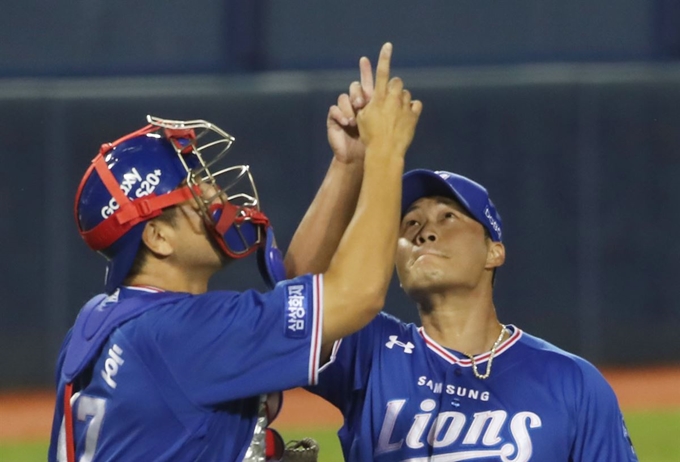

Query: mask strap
[64,382,76,462]
[98,124,156,156]
[81,185,198,251]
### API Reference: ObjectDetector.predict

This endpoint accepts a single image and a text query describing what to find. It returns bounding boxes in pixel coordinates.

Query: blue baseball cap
[401,169,503,242]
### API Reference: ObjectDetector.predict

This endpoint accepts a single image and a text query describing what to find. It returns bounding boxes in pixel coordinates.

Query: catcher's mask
[75,115,286,294]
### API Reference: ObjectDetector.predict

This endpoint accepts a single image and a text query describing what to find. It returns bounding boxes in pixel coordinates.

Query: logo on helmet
[100,168,164,219]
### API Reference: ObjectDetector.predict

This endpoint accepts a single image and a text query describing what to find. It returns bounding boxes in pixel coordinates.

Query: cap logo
[484,206,502,240]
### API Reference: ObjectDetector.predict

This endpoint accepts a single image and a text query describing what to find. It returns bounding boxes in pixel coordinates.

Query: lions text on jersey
[309,313,638,462]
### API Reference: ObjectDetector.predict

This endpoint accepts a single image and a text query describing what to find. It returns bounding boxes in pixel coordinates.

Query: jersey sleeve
[570,359,639,461]
[145,274,324,407]
[307,313,393,414]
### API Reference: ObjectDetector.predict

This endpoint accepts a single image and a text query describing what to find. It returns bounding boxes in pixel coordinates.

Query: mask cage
[147,115,265,256]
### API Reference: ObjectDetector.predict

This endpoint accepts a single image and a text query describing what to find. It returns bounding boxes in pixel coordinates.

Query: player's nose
[415,223,438,244]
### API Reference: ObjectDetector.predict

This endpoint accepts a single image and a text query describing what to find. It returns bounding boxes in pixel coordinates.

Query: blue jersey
[49,275,323,462]
[308,313,637,462]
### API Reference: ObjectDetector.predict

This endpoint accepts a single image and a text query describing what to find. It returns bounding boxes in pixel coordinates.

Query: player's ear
[485,241,505,269]
[141,219,175,257]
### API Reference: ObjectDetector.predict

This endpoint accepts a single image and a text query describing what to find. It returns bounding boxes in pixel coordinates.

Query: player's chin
[401,272,444,296]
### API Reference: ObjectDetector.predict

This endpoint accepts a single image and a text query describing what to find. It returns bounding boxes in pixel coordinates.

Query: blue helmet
[75,116,285,294]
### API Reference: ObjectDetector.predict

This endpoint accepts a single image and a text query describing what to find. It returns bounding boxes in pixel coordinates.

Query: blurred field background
[2,1,680,461]
[1,366,678,461]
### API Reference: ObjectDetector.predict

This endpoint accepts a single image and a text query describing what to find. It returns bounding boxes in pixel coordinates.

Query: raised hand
[356,43,422,158]
[327,53,376,164]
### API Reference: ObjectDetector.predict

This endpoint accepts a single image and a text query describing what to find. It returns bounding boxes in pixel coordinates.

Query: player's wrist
[331,155,365,174]
[363,145,407,167]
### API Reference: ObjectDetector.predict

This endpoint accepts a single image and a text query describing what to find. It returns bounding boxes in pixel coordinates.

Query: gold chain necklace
[464,324,507,380]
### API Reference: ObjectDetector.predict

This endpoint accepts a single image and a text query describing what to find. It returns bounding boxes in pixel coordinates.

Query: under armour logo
[386,336,414,354]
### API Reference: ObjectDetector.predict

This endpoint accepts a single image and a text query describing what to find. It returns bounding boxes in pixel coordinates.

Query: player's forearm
[322,148,404,342]
[284,158,363,278]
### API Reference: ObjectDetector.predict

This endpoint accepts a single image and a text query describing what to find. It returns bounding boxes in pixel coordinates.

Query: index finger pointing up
[373,42,393,98]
